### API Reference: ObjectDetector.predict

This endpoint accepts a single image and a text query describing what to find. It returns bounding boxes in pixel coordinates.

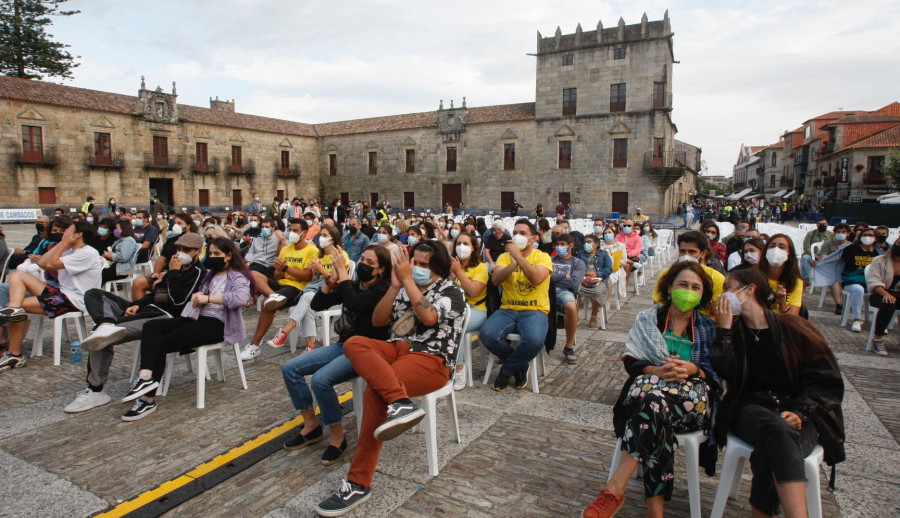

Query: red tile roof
[874,102,900,116]
[843,125,900,150]
[806,110,857,122]
[0,75,537,139]
[827,113,900,125]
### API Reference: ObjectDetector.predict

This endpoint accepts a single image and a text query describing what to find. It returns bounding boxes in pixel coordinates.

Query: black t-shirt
[742,328,792,396]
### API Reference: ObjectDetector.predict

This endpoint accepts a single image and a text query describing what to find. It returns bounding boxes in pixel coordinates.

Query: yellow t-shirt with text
[458,262,489,312]
[278,243,318,290]
[496,249,554,313]
[769,277,804,313]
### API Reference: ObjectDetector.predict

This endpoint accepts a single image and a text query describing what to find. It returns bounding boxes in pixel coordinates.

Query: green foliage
[698,177,729,196]
[885,148,900,189]
[0,0,80,80]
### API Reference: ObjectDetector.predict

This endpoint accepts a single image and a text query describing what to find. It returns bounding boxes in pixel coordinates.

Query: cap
[174,233,204,249]
[86,196,94,201]
[635,207,642,212]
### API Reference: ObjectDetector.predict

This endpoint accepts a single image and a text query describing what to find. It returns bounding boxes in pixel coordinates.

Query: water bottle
[70,340,82,363]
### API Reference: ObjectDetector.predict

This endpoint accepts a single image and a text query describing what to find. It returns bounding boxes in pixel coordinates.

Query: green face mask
[671,289,702,312]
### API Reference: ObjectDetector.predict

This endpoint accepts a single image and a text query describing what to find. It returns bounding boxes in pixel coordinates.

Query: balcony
[642,151,687,186]
[651,92,673,109]
[609,101,626,112]
[275,163,301,177]
[191,156,219,175]
[15,147,58,167]
[85,147,124,169]
[143,153,183,171]
[863,174,887,185]
[226,158,255,176]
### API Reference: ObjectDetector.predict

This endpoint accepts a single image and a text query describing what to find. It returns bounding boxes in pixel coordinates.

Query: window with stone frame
[562,53,573,66]
[368,151,377,175]
[562,88,577,116]
[329,154,337,176]
[610,83,626,112]
[195,142,208,170]
[94,132,111,165]
[503,143,516,170]
[652,82,666,108]
[613,139,628,168]
[558,141,572,169]
[406,149,415,173]
[446,147,457,172]
[614,47,626,59]
[152,136,168,166]
[38,186,55,204]
[231,145,242,173]
[770,175,776,188]
[22,125,43,162]
[281,150,291,174]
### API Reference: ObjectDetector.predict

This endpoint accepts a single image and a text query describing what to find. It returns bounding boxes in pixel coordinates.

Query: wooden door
[404,192,415,209]
[442,183,462,208]
[500,192,514,211]
[370,192,379,207]
[233,189,242,208]
[340,192,350,206]
[199,189,210,207]
[611,192,628,214]
[558,192,571,206]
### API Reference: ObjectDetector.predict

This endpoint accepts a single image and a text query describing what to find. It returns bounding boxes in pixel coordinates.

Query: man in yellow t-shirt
[480,219,553,391]
[653,231,724,318]
[241,219,317,360]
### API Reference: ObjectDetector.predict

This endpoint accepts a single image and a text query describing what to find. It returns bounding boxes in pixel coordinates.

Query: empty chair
[159,342,248,409]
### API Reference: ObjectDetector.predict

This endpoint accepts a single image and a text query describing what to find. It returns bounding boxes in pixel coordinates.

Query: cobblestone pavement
[0,223,897,517]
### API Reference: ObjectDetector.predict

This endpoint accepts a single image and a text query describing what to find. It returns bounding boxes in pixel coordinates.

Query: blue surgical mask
[556,245,569,256]
[450,229,460,239]
[133,218,144,227]
[97,228,109,237]
[376,233,389,243]
[623,225,633,234]
[407,236,419,246]
[593,225,603,234]
[583,242,594,253]
[261,227,272,238]
[643,226,650,232]
[603,234,614,242]
[412,265,432,286]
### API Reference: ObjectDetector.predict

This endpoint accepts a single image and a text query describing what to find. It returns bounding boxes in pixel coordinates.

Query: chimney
[210,96,235,113]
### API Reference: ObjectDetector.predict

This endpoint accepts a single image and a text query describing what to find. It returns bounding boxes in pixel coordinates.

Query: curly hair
[657,261,714,311]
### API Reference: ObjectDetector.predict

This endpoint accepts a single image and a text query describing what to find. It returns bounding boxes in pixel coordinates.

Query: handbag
[392,309,417,337]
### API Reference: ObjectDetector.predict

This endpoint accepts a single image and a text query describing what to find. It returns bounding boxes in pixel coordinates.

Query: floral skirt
[619,373,711,499]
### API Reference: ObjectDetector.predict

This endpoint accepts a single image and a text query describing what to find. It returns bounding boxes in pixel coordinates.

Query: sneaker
[564,347,577,365]
[0,351,26,372]
[514,364,530,390]
[581,489,625,518]
[80,325,129,352]
[121,377,159,403]
[284,425,324,450]
[64,388,111,413]
[373,400,425,441]
[850,321,862,333]
[834,304,843,315]
[263,293,287,311]
[315,479,371,517]
[266,330,288,348]
[588,316,598,328]
[873,338,888,356]
[320,439,349,466]
[121,398,157,422]
[239,343,260,361]
[453,366,467,391]
[0,307,27,325]
[492,373,509,392]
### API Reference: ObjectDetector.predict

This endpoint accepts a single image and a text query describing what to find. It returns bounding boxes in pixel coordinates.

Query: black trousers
[869,293,898,336]
[139,316,224,396]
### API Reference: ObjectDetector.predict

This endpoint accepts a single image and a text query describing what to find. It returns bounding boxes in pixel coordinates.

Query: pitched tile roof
[806,110,857,122]
[828,113,900,125]
[0,75,537,139]
[874,102,900,116]
[843,125,900,150]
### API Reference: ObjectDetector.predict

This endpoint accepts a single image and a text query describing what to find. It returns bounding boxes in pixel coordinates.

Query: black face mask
[818,224,828,232]
[876,234,888,243]
[361,223,369,228]
[349,226,358,234]
[49,232,63,243]
[35,223,45,234]
[205,256,226,272]
[356,262,377,283]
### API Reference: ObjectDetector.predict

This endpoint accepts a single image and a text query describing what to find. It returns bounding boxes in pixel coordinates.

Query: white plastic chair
[30,311,89,366]
[130,339,199,382]
[579,293,607,330]
[481,333,545,394]
[460,329,483,387]
[159,342,248,409]
[0,254,13,283]
[608,430,706,518]
[710,434,825,518]
[103,273,135,301]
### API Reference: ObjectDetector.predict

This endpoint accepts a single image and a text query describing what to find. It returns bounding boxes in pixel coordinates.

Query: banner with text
[0,209,44,221]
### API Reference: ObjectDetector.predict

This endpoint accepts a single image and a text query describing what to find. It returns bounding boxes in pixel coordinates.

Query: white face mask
[743,251,760,265]
[456,244,472,260]
[677,254,699,263]
[176,251,194,265]
[249,220,259,229]
[723,286,748,316]
[171,223,183,236]
[765,247,788,267]
[860,236,875,246]
[319,236,333,248]
[287,231,302,244]
[512,234,529,250]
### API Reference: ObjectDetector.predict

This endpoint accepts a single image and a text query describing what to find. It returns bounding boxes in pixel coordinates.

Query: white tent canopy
[782,190,796,198]
[880,193,900,204]
[768,189,787,198]
[728,188,752,200]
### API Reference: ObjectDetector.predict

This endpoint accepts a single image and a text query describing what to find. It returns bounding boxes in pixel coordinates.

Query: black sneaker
[373,400,425,441]
[514,364,530,390]
[834,304,843,315]
[315,479,371,517]
[121,398,157,422]
[563,347,577,365]
[0,307,27,325]
[121,377,159,403]
[492,373,510,392]
[0,351,26,372]
[283,424,324,450]
[321,438,348,466]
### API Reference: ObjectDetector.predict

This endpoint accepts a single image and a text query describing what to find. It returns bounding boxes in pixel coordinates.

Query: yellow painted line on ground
[94,390,355,518]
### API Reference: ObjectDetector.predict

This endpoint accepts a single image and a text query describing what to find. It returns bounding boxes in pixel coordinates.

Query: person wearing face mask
[712,269,844,518]
[279,245,392,466]
[131,210,159,265]
[482,219,511,267]
[583,261,720,518]
[5,216,50,271]
[88,217,115,255]
[641,220,659,258]
[577,234,613,328]
[729,237,765,272]
[341,217,370,262]
[359,217,376,239]
[315,242,466,517]
[479,219,554,391]
[865,235,900,356]
[132,214,199,301]
[245,217,284,279]
[800,218,833,285]
[873,225,891,254]
[242,219,317,361]
[760,234,804,316]
[303,212,321,241]
[724,221,751,258]
[653,231,725,317]
[551,234,585,365]
[372,223,403,262]
[810,223,852,315]
[839,227,879,332]
[122,238,252,421]
[405,226,424,251]
[448,232,489,390]
[616,219,645,289]
[247,192,264,216]
[600,226,627,304]
[99,220,138,285]
[701,222,728,263]
[446,223,463,250]
[65,233,206,413]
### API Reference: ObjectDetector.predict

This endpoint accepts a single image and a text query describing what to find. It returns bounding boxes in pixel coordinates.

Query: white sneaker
[453,366,467,391]
[850,321,862,333]
[240,343,260,361]
[64,388,111,413]
[263,293,287,311]
[80,325,129,352]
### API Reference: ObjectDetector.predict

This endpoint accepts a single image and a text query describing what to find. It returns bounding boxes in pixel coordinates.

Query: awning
[768,189,787,198]
[782,190,796,198]
[728,188,752,200]
[743,193,761,200]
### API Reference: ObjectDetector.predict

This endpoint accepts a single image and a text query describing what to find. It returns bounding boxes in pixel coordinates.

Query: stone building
[0,12,696,216]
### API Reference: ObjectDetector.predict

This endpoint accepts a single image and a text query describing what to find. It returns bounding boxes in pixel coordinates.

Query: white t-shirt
[58,246,104,311]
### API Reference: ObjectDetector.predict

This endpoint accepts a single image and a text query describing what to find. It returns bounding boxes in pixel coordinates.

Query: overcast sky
[48,0,900,177]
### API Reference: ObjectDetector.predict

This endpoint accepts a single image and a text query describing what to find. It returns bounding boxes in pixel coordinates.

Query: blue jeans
[480,308,548,377]
[455,307,487,364]
[281,343,356,426]
[800,254,813,284]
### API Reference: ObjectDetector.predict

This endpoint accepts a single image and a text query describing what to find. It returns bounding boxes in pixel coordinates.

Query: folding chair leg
[423,396,439,476]
[197,348,208,409]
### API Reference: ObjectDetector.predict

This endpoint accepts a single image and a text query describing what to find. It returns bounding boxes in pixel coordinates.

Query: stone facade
[0,12,696,216]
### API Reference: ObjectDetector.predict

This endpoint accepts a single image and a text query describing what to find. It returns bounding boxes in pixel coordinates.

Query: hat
[175,233,204,249]
[635,207,642,212]
[86,196,94,201]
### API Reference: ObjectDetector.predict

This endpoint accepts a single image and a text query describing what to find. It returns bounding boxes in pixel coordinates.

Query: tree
[885,148,900,189]
[0,0,80,80]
